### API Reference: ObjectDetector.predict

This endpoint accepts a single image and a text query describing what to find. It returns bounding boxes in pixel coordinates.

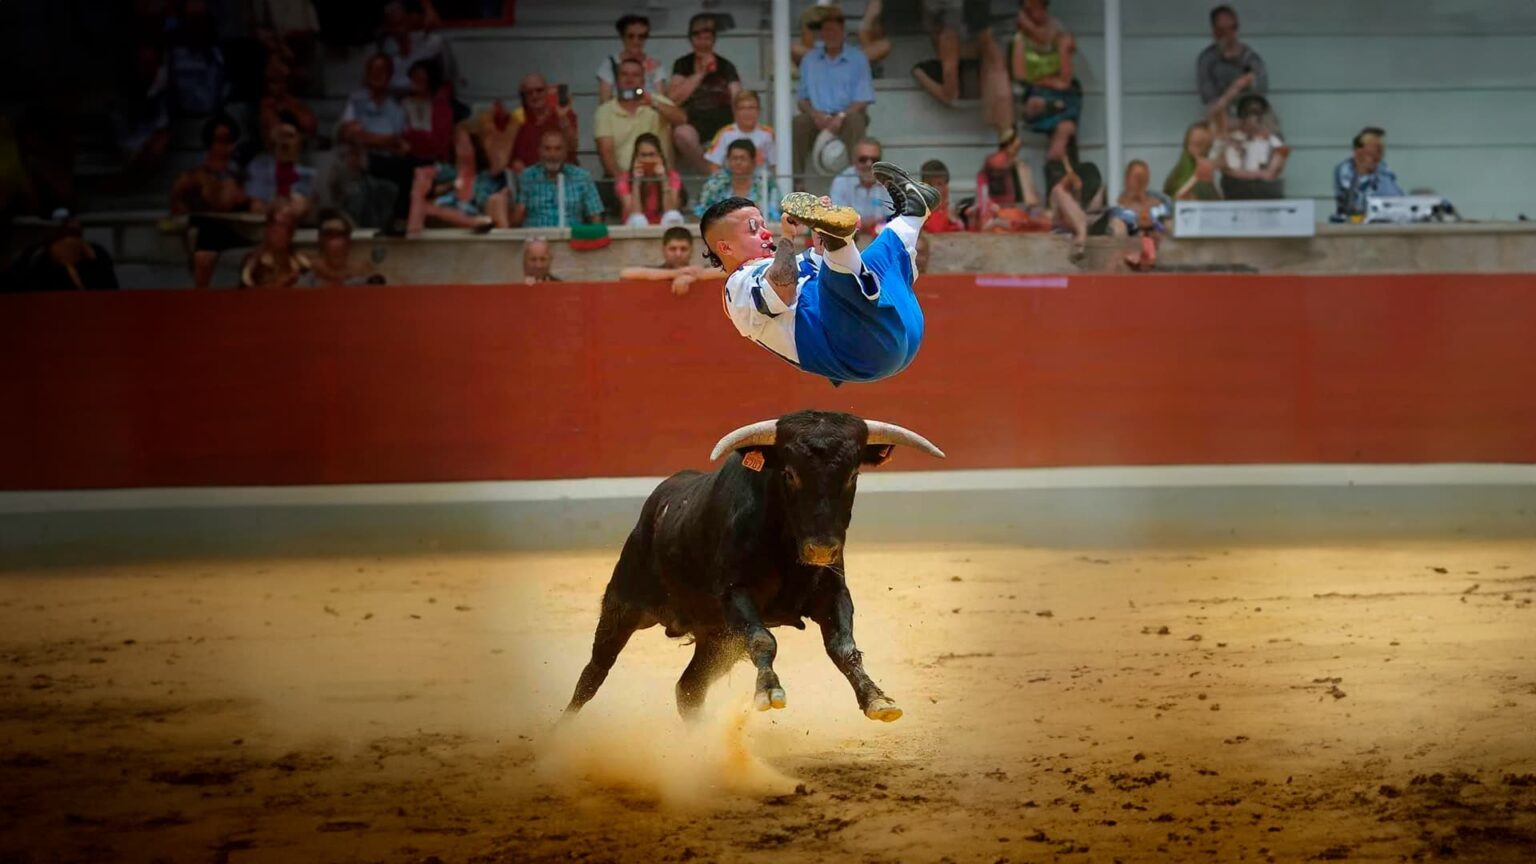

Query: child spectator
[1164,121,1222,201]
[919,159,964,233]
[1216,93,1287,200]
[705,91,776,171]
[619,226,727,296]
[697,139,782,221]
[617,133,685,227]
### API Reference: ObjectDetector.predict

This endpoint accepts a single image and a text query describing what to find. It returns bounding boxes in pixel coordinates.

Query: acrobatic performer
[699,162,939,385]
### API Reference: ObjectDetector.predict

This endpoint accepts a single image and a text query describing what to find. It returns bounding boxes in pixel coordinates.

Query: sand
[1,542,1534,863]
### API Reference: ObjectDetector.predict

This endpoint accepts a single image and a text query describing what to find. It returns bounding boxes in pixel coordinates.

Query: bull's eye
[783,466,801,489]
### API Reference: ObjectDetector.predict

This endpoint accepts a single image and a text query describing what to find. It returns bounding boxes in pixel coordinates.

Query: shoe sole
[780,192,860,237]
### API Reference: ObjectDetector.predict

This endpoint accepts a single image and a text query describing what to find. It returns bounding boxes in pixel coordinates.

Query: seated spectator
[1333,126,1405,221]
[306,209,385,286]
[407,125,510,233]
[912,0,1013,138]
[792,8,875,175]
[240,202,311,289]
[502,74,579,176]
[318,141,398,229]
[965,139,1050,232]
[597,14,669,104]
[521,237,560,283]
[377,0,453,98]
[166,0,229,116]
[618,133,685,227]
[697,138,782,222]
[513,130,604,228]
[258,58,318,145]
[1164,121,1222,201]
[2,212,119,292]
[169,113,252,289]
[337,53,414,231]
[1010,0,1081,161]
[619,226,727,296]
[705,90,776,172]
[111,43,171,174]
[245,116,316,219]
[668,14,742,176]
[919,159,964,233]
[1198,5,1267,116]
[794,2,891,68]
[596,59,686,212]
[828,137,891,235]
[401,59,454,162]
[1042,154,1103,258]
[1103,160,1169,270]
[1217,93,1287,200]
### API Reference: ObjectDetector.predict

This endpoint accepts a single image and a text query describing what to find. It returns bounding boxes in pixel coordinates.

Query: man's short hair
[618,57,644,72]
[726,138,757,160]
[698,196,758,268]
[662,226,693,246]
[920,159,949,182]
[615,14,649,35]
[1353,126,1386,149]
[855,136,882,153]
[1209,4,1237,25]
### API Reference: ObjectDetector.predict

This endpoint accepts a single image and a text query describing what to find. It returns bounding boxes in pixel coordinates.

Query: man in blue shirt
[792,7,876,175]
[1333,126,1406,221]
[829,137,893,237]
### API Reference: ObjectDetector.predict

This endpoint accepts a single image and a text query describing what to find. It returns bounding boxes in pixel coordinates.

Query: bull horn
[710,419,779,461]
[865,420,946,459]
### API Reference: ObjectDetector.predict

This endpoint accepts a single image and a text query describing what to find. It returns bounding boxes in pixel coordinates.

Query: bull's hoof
[863,696,903,723]
[755,687,787,711]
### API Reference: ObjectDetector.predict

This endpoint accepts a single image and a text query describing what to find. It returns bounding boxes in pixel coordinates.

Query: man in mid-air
[700,162,938,385]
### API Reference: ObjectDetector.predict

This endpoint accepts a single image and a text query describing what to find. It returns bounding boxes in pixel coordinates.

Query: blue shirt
[796,45,876,114]
[1333,157,1405,217]
[340,90,407,145]
[516,163,604,228]
[829,167,892,226]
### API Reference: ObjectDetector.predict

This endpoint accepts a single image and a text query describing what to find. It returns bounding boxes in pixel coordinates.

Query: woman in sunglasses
[597,14,670,104]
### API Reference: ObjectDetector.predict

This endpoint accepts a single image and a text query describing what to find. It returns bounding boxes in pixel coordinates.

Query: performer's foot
[781,192,858,250]
[873,161,940,220]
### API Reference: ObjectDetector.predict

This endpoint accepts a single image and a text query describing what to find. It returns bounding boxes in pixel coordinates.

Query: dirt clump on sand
[1,542,1534,862]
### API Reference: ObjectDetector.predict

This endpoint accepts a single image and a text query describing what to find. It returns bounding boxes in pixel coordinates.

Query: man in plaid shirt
[513,130,605,227]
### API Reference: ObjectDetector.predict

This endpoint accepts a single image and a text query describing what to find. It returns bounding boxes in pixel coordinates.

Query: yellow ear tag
[742,451,765,472]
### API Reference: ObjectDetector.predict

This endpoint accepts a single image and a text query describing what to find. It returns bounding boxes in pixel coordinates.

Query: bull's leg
[562,593,645,718]
[725,590,786,711]
[675,632,740,720]
[814,586,902,722]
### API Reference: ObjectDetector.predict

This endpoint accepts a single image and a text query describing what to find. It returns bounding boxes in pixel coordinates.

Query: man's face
[617,62,643,94]
[663,238,693,268]
[821,17,846,50]
[727,147,754,176]
[271,123,300,162]
[734,98,760,129]
[1212,11,1239,49]
[540,133,567,171]
[1356,139,1383,173]
[520,76,548,114]
[524,243,552,278]
[366,57,392,91]
[854,143,881,183]
[709,206,772,269]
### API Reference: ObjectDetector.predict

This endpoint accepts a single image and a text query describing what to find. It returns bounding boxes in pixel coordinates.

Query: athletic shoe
[872,161,940,220]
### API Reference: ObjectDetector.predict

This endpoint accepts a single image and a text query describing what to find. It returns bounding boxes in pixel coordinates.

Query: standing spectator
[595,59,687,213]
[406,125,510,233]
[1010,0,1081,162]
[504,74,579,175]
[792,7,875,175]
[337,53,414,231]
[918,160,964,233]
[166,0,230,116]
[377,1,453,98]
[401,59,454,162]
[697,139,782,221]
[912,0,1013,138]
[3,213,119,292]
[258,58,318,145]
[828,137,891,235]
[169,113,251,290]
[111,43,172,174]
[596,14,669,104]
[306,210,384,286]
[619,227,727,296]
[1197,5,1268,115]
[521,237,560,283]
[513,130,604,228]
[618,133,685,227]
[704,90,776,172]
[1164,121,1222,201]
[1217,93,1287,200]
[1333,127,1405,221]
[240,202,311,289]
[794,2,892,68]
[668,14,742,176]
[245,116,316,218]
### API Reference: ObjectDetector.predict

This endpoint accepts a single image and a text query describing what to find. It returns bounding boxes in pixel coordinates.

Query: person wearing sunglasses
[596,14,669,104]
[668,13,742,176]
[828,138,892,237]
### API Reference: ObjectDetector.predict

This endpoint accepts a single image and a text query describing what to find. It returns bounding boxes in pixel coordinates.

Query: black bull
[562,410,945,722]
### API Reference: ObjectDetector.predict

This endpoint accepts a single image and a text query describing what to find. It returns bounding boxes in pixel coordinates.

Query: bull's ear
[861,444,895,468]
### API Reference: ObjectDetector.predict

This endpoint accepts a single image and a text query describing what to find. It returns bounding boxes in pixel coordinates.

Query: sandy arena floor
[1,542,1534,863]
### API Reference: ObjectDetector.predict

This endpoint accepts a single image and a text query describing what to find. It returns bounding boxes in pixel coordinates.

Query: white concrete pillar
[1104,0,1124,199]
[772,0,794,197]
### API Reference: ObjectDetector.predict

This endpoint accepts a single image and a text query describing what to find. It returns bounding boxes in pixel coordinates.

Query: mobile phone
[557,84,570,107]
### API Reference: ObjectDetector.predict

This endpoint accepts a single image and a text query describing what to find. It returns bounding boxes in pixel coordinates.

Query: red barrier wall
[3,273,1534,490]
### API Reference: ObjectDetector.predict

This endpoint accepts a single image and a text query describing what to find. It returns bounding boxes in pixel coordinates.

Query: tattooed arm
[762,219,802,306]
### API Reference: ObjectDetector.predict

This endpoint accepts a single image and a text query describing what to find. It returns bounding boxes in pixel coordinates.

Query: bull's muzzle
[799,541,843,567]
